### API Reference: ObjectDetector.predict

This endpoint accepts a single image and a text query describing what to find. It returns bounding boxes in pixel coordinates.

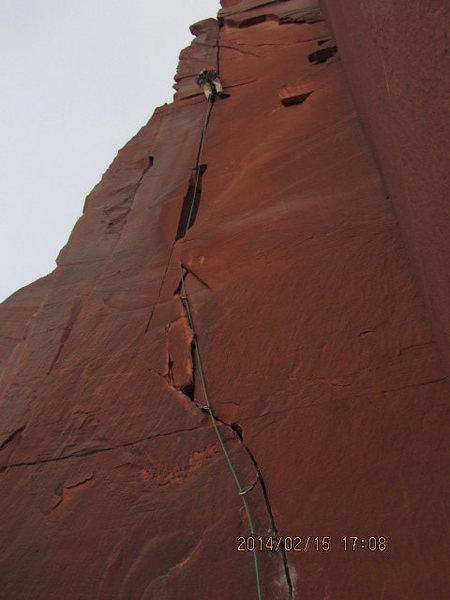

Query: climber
[196,66,228,100]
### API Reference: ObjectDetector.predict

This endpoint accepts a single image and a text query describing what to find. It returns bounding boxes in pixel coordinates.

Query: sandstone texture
[321,0,450,377]
[1,1,448,598]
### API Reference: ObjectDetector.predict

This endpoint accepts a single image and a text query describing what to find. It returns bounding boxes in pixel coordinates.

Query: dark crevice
[230,422,243,441]
[216,38,221,75]
[175,164,208,240]
[224,14,307,29]
[308,45,337,64]
[47,298,83,375]
[167,352,174,384]
[244,443,294,599]
[173,265,210,295]
[184,322,197,403]
[281,91,313,106]
[181,339,196,402]
[165,313,197,405]
[279,16,308,24]
[0,426,25,451]
[173,265,188,296]
[221,12,321,29]
[52,474,94,510]
[180,381,195,402]
[238,14,273,28]
[317,38,331,46]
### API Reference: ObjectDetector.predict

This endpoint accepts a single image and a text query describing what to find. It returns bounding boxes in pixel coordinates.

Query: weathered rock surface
[0,1,448,598]
[321,0,450,378]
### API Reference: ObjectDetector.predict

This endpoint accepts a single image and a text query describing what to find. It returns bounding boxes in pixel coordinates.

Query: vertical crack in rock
[47,298,83,375]
[230,422,243,440]
[147,27,293,596]
[174,270,294,599]
[218,412,294,599]
[216,37,221,76]
[145,91,214,333]
[183,339,197,403]
[167,352,175,385]
[243,439,294,599]
[145,20,221,333]
[165,30,295,594]
[175,164,208,240]
[174,335,196,403]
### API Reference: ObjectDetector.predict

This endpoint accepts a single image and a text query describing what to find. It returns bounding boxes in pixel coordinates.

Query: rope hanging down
[185,98,214,233]
[180,88,264,598]
[179,263,262,600]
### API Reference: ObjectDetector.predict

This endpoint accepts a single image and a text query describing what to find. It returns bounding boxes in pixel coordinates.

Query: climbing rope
[185,97,214,233]
[179,263,262,600]
[178,66,263,599]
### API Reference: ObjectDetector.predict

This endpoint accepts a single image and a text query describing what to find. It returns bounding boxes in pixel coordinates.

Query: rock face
[321,0,450,379]
[0,1,448,598]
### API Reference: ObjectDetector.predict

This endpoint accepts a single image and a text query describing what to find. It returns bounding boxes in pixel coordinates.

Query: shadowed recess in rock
[280,90,313,106]
[175,164,208,240]
[308,44,337,64]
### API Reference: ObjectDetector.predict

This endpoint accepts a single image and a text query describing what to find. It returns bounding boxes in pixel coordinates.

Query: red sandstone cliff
[0,1,448,598]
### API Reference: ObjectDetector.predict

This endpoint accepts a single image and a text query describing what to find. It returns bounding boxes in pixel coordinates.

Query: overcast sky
[0,0,219,303]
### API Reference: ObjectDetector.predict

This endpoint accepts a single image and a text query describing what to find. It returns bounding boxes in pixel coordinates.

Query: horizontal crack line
[382,378,447,394]
[3,425,202,471]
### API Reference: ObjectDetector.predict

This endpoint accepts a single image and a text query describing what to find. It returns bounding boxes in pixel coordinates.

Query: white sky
[0,0,220,302]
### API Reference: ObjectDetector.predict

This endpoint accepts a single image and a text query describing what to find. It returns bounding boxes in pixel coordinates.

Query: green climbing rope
[179,263,262,600]
[185,97,214,233]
